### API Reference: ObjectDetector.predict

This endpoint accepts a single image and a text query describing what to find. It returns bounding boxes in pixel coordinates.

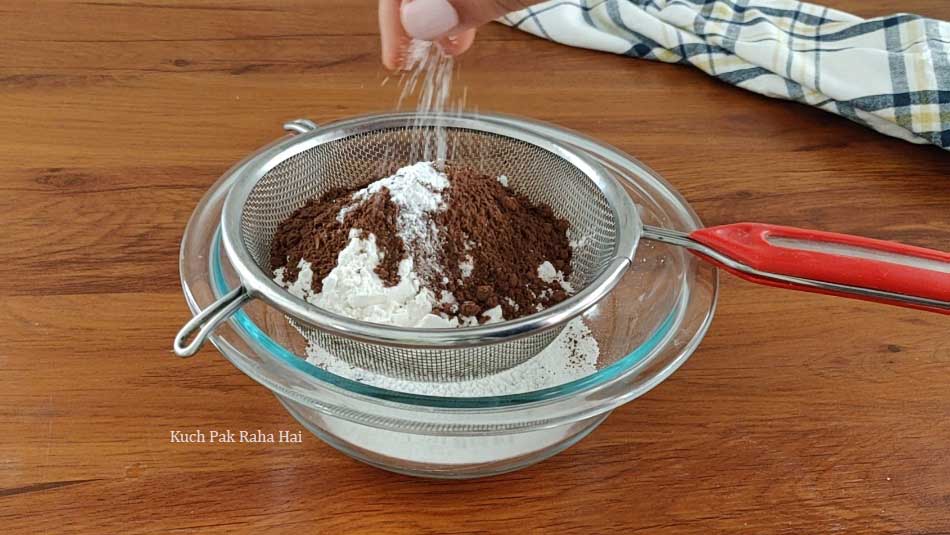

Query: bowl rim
[210,227,687,407]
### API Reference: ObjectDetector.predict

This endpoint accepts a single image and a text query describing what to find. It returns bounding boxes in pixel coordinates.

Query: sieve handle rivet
[173,286,252,357]
[283,119,318,135]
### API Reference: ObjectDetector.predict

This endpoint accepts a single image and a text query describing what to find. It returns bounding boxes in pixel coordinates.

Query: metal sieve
[175,113,950,381]
[174,114,640,381]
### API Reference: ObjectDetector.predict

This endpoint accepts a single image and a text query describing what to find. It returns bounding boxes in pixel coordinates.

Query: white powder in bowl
[305,317,599,396]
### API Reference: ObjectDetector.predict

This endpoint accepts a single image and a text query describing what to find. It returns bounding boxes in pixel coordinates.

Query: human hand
[380,0,548,69]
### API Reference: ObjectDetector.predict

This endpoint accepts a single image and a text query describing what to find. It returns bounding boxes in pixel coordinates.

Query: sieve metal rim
[209,113,640,351]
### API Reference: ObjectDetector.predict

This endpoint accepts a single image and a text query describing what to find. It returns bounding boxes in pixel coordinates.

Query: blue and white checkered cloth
[500,0,950,150]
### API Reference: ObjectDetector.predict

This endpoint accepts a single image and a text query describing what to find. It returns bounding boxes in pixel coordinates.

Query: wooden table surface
[2,1,949,532]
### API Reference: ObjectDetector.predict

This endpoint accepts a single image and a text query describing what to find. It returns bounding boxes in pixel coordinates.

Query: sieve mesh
[292,321,561,381]
[237,125,620,381]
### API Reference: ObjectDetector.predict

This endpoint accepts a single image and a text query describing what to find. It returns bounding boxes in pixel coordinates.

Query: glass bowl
[179,113,718,478]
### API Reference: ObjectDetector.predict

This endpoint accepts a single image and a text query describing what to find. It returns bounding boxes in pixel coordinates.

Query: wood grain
[1,1,948,533]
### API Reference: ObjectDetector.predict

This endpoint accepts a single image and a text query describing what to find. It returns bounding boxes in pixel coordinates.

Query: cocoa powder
[434,167,572,321]
[270,185,403,292]
[269,166,573,323]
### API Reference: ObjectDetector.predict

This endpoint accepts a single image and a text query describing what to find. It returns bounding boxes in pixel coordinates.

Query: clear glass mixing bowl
[179,113,718,478]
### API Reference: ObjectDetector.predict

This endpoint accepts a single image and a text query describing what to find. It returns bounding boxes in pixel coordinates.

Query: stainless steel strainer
[175,113,950,381]
[174,114,640,381]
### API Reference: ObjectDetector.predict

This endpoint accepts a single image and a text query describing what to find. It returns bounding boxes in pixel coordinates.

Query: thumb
[401,0,545,40]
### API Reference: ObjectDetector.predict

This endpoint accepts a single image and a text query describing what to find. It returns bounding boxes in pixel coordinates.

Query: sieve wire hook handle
[283,119,318,134]
[173,119,313,358]
[174,286,252,357]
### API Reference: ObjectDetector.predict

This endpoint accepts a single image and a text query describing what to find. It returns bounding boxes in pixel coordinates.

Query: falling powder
[398,40,456,163]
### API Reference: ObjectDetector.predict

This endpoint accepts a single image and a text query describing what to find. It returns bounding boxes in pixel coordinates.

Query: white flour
[459,255,474,278]
[306,316,599,396]
[275,231,451,328]
[338,161,448,280]
[538,260,574,293]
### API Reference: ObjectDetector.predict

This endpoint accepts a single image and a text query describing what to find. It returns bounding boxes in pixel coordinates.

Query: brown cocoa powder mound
[433,167,572,321]
[269,186,404,293]
[269,165,573,324]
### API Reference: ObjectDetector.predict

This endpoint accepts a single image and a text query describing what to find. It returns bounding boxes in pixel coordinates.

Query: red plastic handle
[688,223,950,315]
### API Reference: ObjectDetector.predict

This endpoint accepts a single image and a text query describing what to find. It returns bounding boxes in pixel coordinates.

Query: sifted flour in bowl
[306,317,599,396]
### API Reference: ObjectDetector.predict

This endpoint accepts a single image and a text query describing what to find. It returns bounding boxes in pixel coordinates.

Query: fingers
[437,28,477,57]
[383,0,543,68]
[380,0,411,70]
[402,0,547,39]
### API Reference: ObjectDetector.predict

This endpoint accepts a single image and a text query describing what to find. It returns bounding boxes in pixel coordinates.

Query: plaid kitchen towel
[499,0,950,150]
